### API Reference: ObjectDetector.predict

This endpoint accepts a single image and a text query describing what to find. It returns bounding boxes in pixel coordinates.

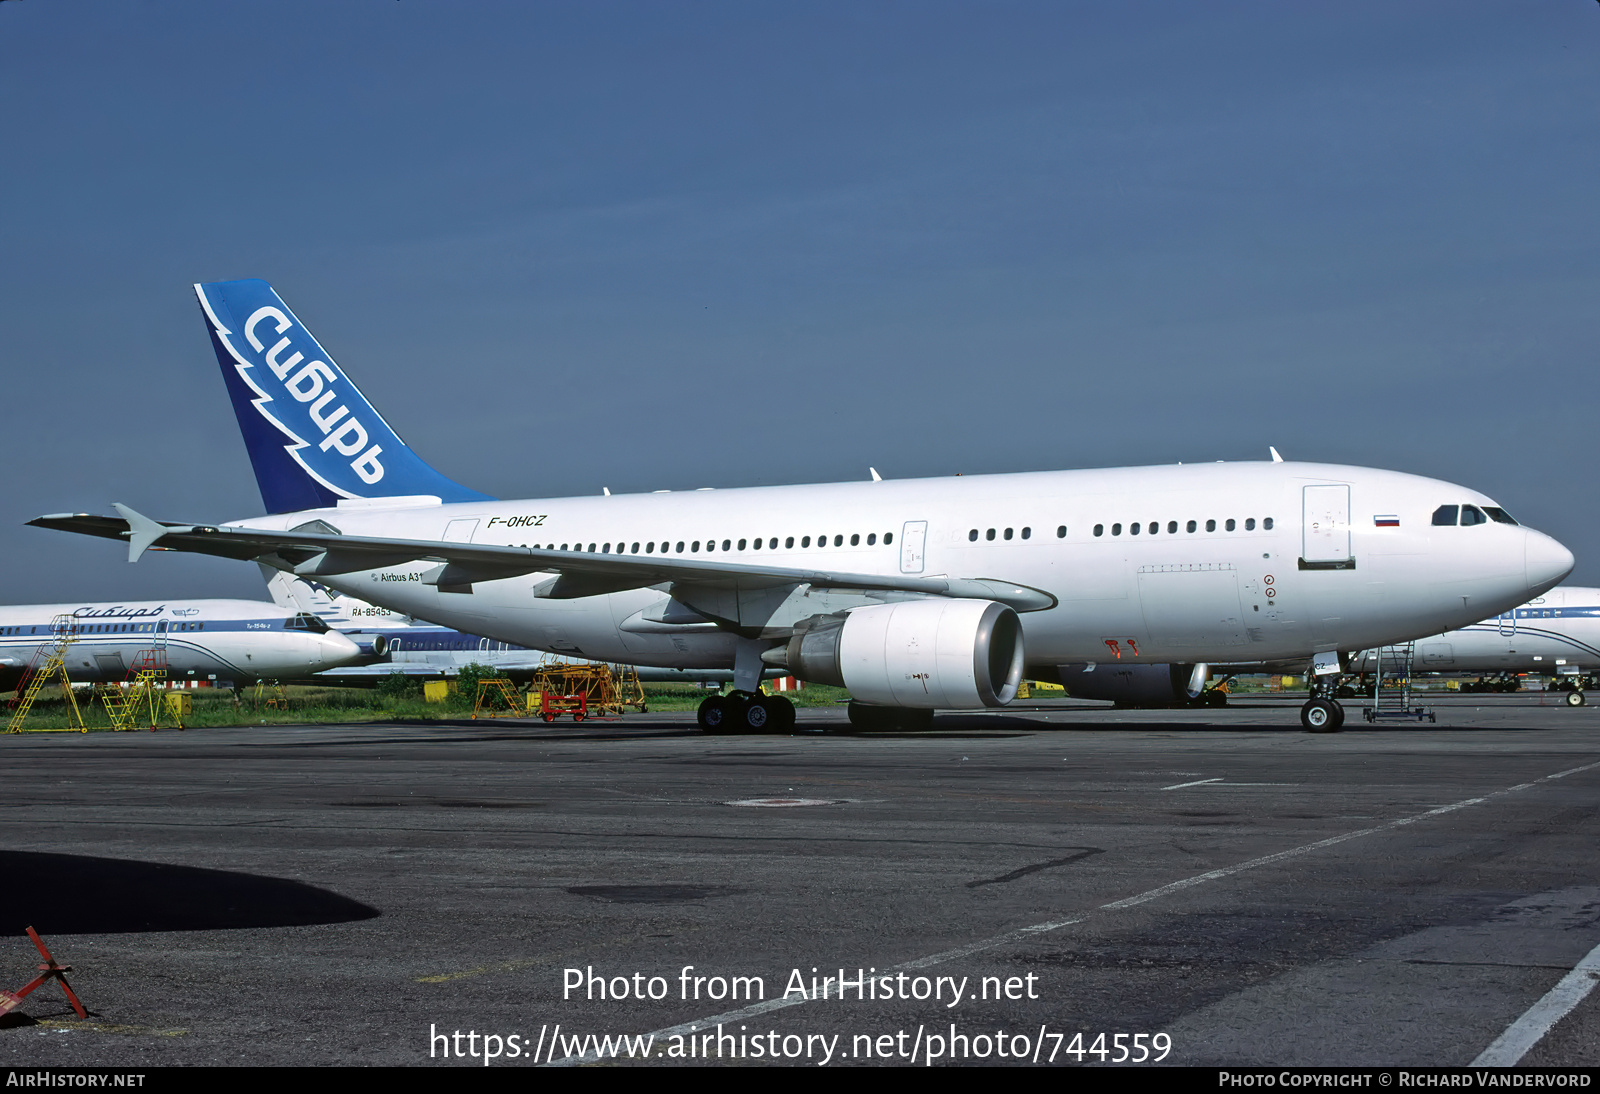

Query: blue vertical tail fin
[196,278,494,514]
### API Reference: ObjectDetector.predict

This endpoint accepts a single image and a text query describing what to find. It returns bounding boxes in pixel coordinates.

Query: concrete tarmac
[2,693,1598,1067]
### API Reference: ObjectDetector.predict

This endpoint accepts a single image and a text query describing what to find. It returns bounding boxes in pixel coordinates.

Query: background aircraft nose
[321,632,363,668]
[1526,530,1575,595]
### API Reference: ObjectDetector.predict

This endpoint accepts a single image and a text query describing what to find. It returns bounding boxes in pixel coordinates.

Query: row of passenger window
[967,526,1070,542]
[1,622,182,635]
[1094,517,1273,537]
[520,532,897,554]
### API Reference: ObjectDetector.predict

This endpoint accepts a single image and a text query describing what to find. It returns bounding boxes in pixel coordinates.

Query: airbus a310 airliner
[29,279,1574,733]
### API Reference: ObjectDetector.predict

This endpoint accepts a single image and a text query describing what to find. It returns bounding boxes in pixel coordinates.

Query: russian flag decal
[1374,515,1400,527]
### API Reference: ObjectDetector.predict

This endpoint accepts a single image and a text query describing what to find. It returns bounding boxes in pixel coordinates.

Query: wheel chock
[0,927,88,1019]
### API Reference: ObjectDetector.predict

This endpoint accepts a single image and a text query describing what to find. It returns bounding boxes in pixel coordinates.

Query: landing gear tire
[1567,690,1587,707]
[1204,689,1228,708]
[735,695,770,733]
[763,695,797,734]
[698,695,729,733]
[705,693,795,734]
[1301,698,1344,732]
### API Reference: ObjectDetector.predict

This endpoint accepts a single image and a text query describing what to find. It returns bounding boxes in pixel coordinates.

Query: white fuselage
[0,599,362,687]
[1352,585,1600,675]
[226,461,1572,676]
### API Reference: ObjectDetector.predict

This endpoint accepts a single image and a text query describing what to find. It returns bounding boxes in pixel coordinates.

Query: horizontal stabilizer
[112,502,190,562]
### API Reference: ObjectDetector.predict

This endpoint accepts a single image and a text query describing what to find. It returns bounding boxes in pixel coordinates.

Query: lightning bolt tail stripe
[194,279,493,514]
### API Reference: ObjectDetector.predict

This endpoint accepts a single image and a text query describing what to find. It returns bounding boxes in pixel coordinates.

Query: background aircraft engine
[1059,663,1203,706]
[349,634,389,658]
[786,599,1024,709]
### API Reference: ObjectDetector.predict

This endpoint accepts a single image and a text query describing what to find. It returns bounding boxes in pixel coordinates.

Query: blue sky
[2,1,1597,603]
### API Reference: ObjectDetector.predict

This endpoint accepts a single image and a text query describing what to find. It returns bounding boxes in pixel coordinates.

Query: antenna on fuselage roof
[602,487,611,496]
[1269,447,1284,463]
[869,467,882,482]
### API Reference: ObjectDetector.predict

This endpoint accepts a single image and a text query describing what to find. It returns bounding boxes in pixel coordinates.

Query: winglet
[112,503,188,563]
[1269,446,1284,463]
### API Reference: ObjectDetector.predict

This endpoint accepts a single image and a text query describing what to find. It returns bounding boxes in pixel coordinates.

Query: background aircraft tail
[196,279,493,514]
[262,567,416,632]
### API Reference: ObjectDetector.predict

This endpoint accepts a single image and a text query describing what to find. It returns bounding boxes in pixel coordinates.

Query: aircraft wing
[28,507,1056,612]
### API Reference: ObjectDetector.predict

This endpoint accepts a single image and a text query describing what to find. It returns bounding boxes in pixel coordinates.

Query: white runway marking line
[547,757,1600,1066]
[1471,940,1600,1067]
[1163,778,1224,790]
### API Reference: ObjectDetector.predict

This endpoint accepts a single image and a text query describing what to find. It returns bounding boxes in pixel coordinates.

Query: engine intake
[786,599,1024,709]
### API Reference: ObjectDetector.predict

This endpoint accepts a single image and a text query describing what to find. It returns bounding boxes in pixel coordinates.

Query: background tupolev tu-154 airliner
[0,597,361,691]
[29,279,1574,733]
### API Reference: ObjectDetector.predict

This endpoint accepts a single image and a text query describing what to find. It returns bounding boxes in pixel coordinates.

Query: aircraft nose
[322,633,362,667]
[1526,530,1575,595]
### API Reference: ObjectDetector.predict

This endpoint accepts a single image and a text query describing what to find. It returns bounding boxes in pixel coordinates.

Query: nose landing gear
[1301,697,1345,732]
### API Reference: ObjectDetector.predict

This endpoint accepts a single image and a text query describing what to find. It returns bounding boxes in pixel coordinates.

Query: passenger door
[900,521,927,574]
[1302,484,1352,565]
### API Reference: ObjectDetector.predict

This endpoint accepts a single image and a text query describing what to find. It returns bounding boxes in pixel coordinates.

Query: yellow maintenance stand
[7,616,89,734]
[471,678,525,719]
[99,648,187,732]
[253,679,290,711]
[528,661,649,721]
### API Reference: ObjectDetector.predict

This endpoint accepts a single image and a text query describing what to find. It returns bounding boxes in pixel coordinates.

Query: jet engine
[1059,662,1208,707]
[347,633,389,659]
[784,598,1024,709]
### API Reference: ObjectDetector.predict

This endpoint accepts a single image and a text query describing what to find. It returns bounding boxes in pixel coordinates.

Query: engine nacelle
[1059,662,1207,707]
[786,599,1024,709]
[348,633,389,659]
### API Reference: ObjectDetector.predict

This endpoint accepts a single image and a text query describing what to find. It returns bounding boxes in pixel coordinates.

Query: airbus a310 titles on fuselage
[29,279,1575,732]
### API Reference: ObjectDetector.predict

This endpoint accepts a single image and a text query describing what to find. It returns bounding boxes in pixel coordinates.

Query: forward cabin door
[900,521,928,574]
[1301,485,1351,566]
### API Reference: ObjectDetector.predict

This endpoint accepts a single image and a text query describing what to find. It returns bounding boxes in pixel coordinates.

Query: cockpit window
[1483,506,1518,525]
[1431,505,1459,526]
[1460,505,1487,526]
[285,612,330,633]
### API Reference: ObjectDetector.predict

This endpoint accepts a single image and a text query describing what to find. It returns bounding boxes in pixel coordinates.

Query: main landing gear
[698,692,796,735]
